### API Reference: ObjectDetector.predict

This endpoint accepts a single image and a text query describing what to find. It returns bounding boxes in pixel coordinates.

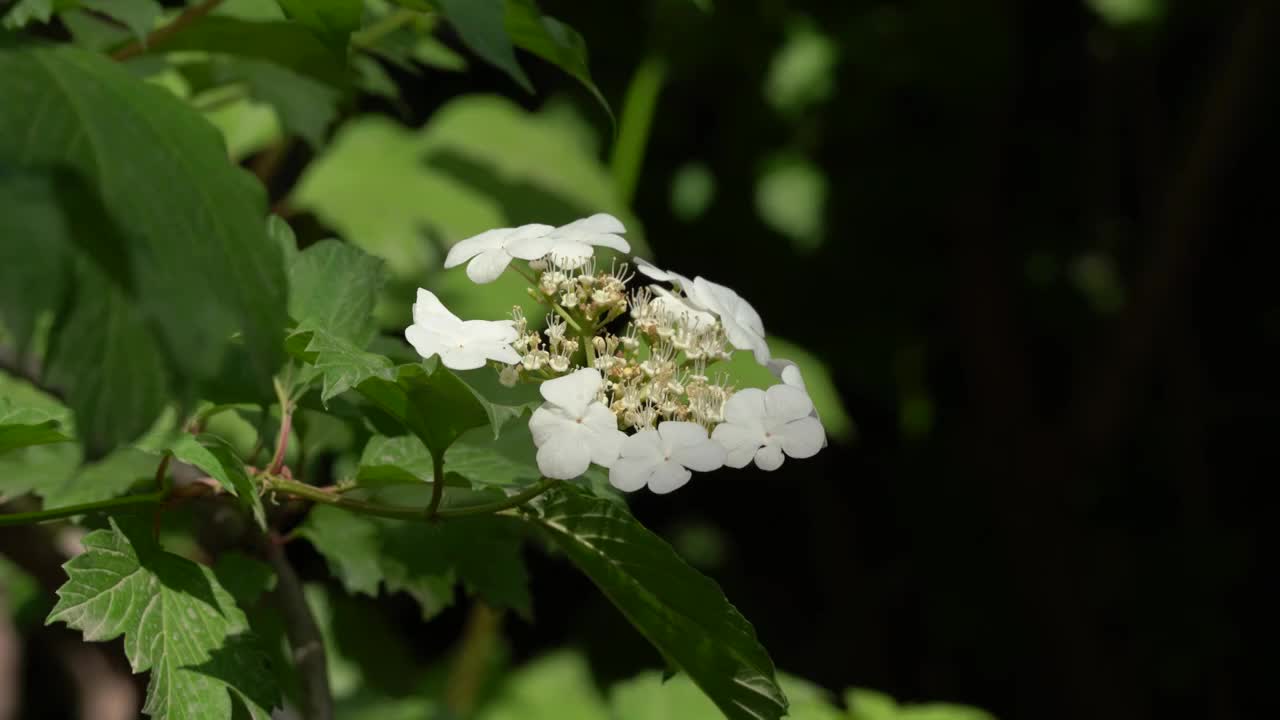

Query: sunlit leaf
[0,397,70,456]
[504,0,612,121]
[755,155,827,253]
[435,0,531,91]
[289,239,389,347]
[845,688,997,720]
[764,18,838,115]
[169,434,267,529]
[519,485,788,720]
[275,0,362,50]
[47,517,280,719]
[0,45,288,445]
[477,652,609,720]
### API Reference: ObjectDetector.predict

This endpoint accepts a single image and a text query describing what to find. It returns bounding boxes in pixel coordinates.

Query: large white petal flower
[711,385,824,471]
[691,276,770,363]
[443,223,554,283]
[538,213,631,266]
[609,421,725,494]
[404,289,521,370]
[635,260,769,362]
[529,368,626,479]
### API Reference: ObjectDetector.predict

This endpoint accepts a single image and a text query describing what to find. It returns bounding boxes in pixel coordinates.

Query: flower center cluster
[406,213,828,494]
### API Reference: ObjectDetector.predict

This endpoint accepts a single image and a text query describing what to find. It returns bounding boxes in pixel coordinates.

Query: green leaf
[612,672,844,720]
[845,688,997,720]
[288,239,388,347]
[0,373,78,499]
[43,258,171,456]
[521,485,788,720]
[444,423,542,487]
[477,652,610,720]
[286,325,397,405]
[47,518,280,719]
[356,434,436,487]
[435,0,532,91]
[299,505,530,617]
[297,505,385,596]
[38,446,156,508]
[291,97,642,327]
[0,397,71,455]
[211,56,341,149]
[274,0,362,50]
[143,15,348,87]
[0,169,71,351]
[504,0,613,123]
[354,363,490,457]
[2,0,62,28]
[211,552,276,608]
[169,434,267,529]
[78,0,161,41]
[454,368,543,438]
[0,44,288,420]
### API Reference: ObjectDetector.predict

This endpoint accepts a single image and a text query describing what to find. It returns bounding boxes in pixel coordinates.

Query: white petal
[584,233,630,252]
[609,457,653,493]
[768,359,807,390]
[460,319,518,344]
[747,336,772,364]
[779,416,825,459]
[444,229,509,268]
[635,258,674,282]
[536,429,592,479]
[563,213,626,235]
[412,288,457,324]
[651,289,717,330]
[538,368,602,416]
[695,277,765,336]
[764,384,814,423]
[583,403,624,467]
[404,324,442,360]
[646,461,691,494]
[657,421,709,451]
[711,421,763,468]
[483,343,522,366]
[671,438,725,473]
[620,428,664,461]
[437,344,488,370]
[547,239,595,265]
[722,388,767,428]
[502,223,556,260]
[529,405,575,446]
[753,443,786,471]
[465,247,514,284]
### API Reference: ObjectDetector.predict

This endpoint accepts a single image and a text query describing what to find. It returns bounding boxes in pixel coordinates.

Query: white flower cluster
[405,213,826,494]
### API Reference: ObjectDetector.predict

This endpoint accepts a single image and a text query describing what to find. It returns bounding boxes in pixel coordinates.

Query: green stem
[610,54,669,205]
[268,376,293,476]
[582,333,597,368]
[551,303,583,333]
[426,453,446,520]
[0,492,167,527]
[260,476,558,522]
[433,478,559,519]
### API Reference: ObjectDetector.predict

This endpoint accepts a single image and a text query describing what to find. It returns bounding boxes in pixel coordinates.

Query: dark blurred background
[394,2,1272,719]
[6,1,1275,718]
